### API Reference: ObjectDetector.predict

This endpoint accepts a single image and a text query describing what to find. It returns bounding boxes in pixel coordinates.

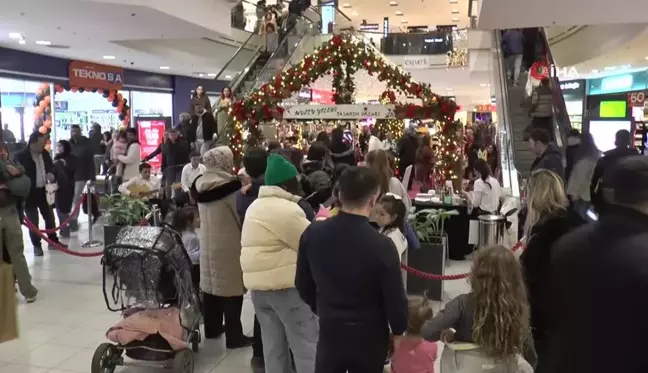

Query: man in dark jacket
[69,124,97,230]
[295,166,408,373]
[590,129,637,213]
[564,128,582,181]
[551,155,648,373]
[398,127,418,189]
[143,128,190,198]
[14,132,63,256]
[528,128,564,180]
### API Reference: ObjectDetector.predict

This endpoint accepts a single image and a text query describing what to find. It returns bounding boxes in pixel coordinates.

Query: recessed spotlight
[225,75,232,79]
[159,66,170,70]
[480,83,490,87]
[18,40,26,45]
[35,40,51,45]
[645,56,648,60]
[591,69,599,73]
[103,55,115,60]
[342,3,351,7]
[604,66,616,71]
[452,17,459,22]
[449,0,458,3]
[400,19,408,23]
[389,1,398,6]
[395,11,403,15]
[207,73,217,77]
[351,11,359,16]
[198,73,204,77]
[451,9,460,14]
[9,33,22,39]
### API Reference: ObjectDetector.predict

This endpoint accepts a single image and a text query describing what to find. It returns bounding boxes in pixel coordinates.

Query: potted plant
[103,194,151,247]
[406,208,459,300]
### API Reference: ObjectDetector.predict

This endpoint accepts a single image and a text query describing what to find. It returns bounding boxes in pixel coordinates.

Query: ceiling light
[389,1,398,5]
[395,11,403,15]
[159,66,170,70]
[400,19,408,23]
[198,73,204,77]
[480,83,490,87]
[225,75,233,79]
[9,33,22,39]
[103,55,115,60]
[342,3,351,7]
[18,40,26,45]
[35,40,51,45]
[451,9,460,14]
[351,11,359,16]
[452,17,459,22]
[207,73,217,77]
[645,56,648,60]
[449,0,458,3]
[591,69,599,73]
[604,66,616,71]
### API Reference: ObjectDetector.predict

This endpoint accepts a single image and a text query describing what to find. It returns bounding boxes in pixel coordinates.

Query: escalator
[216,1,317,100]
[496,28,571,177]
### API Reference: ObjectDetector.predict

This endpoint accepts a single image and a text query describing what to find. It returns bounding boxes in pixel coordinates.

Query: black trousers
[315,321,388,373]
[202,293,245,346]
[25,188,58,248]
[253,315,263,359]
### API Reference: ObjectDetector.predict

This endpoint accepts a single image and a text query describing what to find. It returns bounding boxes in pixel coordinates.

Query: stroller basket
[102,226,199,319]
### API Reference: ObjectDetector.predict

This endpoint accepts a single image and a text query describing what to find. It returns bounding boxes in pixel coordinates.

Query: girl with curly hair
[421,245,536,373]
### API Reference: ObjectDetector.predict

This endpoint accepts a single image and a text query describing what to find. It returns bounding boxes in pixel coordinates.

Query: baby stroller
[92,226,201,373]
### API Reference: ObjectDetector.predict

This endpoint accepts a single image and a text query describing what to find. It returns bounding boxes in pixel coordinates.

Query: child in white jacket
[374,193,408,288]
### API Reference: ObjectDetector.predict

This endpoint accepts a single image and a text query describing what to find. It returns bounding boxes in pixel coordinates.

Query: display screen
[599,101,627,118]
[589,120,631,152]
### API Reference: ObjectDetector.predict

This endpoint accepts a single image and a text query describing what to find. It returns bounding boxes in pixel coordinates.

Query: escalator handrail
[238,18,313,97]
[493,31,516,170]
[230,44,265,95]
[539,28,570,149]
[212,31,260,82]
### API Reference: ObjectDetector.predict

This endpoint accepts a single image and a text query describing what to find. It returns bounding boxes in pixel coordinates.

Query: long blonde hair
[365,149,393,195]
[524,169,568,238]
[471,245,530,360]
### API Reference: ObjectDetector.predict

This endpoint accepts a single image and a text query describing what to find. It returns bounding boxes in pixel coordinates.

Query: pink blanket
[106,307,187,350]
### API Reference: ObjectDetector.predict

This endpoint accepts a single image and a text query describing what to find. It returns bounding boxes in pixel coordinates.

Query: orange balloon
[39,126,48,134]
[71,87,78,93]
[39,100,48,109]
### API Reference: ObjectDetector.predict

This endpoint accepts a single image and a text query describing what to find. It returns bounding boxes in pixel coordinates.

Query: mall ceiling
[339,0,470,31]
[0,0,254,79]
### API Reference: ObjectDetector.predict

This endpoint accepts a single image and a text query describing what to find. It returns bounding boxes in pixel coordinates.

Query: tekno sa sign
[69,61,124,90]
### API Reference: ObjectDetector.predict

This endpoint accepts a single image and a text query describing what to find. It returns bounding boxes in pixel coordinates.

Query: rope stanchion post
[81,181,103,249]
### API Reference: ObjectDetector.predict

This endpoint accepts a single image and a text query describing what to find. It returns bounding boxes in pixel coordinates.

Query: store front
[560,79,586,131]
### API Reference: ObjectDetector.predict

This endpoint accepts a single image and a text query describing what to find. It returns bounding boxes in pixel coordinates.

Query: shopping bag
[0,262,18,343]
[45,181,58,206]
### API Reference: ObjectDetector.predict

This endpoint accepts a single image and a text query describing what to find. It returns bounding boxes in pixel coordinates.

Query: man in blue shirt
[502,29,525,86]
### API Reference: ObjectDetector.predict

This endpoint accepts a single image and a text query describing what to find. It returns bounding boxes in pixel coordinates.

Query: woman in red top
[415,135,434,193]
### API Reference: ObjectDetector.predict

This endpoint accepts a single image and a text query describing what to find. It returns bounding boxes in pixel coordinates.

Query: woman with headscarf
[189,85,212,114]
[215,87,234,146]
[191,146,252,349]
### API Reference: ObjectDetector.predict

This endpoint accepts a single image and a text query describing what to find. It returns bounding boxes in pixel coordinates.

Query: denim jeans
[251,288,318,373]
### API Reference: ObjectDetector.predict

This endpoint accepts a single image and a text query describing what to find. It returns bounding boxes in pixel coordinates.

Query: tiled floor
[1,216,471,373]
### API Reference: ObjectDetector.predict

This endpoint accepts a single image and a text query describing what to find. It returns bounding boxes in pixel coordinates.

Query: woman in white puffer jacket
[240,154,318,373]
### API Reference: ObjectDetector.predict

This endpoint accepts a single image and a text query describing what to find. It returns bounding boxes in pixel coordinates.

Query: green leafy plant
[103,194,150,226]
[409,208,459,243]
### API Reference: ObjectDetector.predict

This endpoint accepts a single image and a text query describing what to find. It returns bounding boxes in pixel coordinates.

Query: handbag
[0,262,18,343]
[45,181,58,206]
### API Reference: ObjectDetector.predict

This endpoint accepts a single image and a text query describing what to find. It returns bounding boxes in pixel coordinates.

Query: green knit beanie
[265,154,298,186]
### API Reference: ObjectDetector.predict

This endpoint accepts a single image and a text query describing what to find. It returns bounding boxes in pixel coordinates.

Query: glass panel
[0,78,48,143]
[54,90,130,139]
[131,91,173,117]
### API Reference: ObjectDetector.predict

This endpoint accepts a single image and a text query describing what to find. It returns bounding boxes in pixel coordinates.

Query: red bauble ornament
[332,34,342,46]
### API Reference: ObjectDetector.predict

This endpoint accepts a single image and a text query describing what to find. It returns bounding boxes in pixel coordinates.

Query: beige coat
[240,186,310,291]
[195,172,245,297]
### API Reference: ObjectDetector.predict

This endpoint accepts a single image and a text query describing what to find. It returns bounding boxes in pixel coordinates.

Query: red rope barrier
[22,218,104,257]
[23,197,84,234]
[402,240,526,281]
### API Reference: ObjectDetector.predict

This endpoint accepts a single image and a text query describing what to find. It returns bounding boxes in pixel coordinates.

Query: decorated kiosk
[224,33,463,187]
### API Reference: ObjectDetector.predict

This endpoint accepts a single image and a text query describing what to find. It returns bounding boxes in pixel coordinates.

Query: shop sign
[403,56,431,69]
[359,23,380,31]
[476,104,496,112]
[560,79,586,97]
[628,91,645,107]
[137,118,165,170]
[69,61,124,90]
[283,105,396,119]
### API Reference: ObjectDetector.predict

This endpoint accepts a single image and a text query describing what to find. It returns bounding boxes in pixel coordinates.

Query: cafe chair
[500,195,520,249]
[401,164,413,190]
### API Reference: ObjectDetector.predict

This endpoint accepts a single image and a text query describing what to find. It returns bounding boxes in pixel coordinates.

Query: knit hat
[265,154,298,186]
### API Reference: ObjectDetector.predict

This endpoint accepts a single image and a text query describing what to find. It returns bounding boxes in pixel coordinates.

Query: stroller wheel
[91,343,119,373]
[173,349,194,373]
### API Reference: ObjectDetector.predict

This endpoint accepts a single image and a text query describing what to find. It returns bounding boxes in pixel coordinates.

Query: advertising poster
[137,118,166,170]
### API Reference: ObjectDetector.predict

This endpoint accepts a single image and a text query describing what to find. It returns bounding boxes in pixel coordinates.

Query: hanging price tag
[628,91,645,107]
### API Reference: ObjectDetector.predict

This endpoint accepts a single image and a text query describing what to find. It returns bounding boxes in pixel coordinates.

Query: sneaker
[34,247,44,257]
[251,356,265,373]
[25,293,37,303]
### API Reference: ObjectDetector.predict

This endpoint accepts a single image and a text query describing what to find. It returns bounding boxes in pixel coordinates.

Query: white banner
[282,105,396,119]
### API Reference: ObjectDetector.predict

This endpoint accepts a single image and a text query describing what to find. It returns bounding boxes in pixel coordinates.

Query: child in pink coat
[391,296,438,373]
